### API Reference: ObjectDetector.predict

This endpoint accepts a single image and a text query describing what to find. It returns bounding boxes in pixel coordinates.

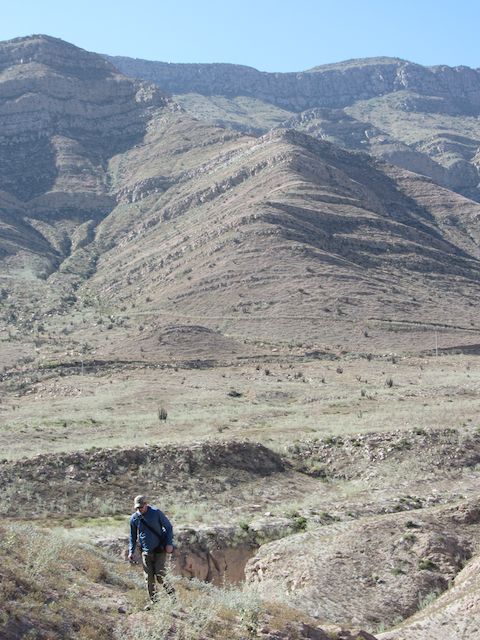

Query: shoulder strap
[137,514,164,541]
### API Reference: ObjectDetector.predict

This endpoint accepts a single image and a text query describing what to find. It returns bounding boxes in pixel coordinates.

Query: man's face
[137,503,148,515]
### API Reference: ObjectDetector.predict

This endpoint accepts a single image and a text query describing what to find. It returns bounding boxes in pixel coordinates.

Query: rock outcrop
[379,552,480,640]
[100,517,299,585]
[245,500,480,632]
[0,439,286,516]
[106,56,480,113]
[0,34,168,276]
[108,54,480,201]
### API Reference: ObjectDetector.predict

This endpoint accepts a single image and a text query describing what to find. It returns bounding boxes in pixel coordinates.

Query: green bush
[418,558,437,571]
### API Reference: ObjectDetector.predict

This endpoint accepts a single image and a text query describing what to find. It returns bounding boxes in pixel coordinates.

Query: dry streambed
[2,432,480,637]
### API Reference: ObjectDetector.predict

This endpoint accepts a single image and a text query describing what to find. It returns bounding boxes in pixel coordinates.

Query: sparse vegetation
[418,558,438,571]
[227,389,243,398]
[418,589,441,610]
[0,523,132,639]
[2,37,480,640]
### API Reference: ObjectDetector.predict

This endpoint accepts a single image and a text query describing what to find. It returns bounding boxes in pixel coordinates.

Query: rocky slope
[106,56,480,112]
[0,439,286,516]
[108,54,480,200]
[245,500,480,632]
[0,34,168,279]
[2,36,480,353]
[86,125,480,348]
[379,553,480,639]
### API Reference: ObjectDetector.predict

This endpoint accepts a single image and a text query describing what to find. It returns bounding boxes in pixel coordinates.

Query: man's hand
[165,544,174,554]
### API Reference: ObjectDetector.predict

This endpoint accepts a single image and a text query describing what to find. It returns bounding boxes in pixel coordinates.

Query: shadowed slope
[0,34,168,278]
[84,126,480,347]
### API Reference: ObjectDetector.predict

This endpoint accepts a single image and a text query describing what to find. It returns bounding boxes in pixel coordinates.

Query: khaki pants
[141,550,174,601]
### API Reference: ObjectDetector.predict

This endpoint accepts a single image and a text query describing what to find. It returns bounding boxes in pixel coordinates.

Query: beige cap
[134,495,146,509]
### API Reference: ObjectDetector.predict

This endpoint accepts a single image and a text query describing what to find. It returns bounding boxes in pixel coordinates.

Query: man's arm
[128,516,138,560]
[157,510,174,549]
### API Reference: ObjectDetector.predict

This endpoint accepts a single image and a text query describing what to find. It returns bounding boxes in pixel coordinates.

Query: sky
[1,0,479,72]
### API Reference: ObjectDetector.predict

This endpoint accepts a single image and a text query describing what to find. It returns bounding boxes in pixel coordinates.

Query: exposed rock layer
[108,54,480,200]
[106,56,480,112]
[245,500,480,631]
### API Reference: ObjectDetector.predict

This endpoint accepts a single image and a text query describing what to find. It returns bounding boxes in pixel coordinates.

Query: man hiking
[128,494,175,605]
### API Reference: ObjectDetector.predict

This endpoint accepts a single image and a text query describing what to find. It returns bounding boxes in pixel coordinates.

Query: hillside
[108,55,480,201]
[0,37,479,353]
[0,35,169,285]
[78,124,480,356]
[1,34,480,640]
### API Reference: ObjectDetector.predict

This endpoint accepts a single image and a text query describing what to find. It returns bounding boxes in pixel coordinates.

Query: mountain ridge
[106,52,480,111]
[1,34,480,355]
[106,48,480,203]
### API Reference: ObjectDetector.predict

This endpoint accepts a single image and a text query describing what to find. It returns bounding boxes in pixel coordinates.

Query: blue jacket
[129,505,173,555]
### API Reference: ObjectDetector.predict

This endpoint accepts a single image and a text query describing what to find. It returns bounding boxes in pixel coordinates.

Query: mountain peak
[306,56,414,72]
[0,33,116,78]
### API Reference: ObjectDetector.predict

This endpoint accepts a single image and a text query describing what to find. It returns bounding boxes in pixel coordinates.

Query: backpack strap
[135,514,165,543]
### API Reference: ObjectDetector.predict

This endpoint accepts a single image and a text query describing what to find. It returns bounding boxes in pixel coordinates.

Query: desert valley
[0,34,480,639]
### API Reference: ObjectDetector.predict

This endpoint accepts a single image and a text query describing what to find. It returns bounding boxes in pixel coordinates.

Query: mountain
[1,35,480,362]
[104,56,480,111]
[107,55,480,201]
[88,125,480,353]
[0,35,168,279]
[2,34,480,640]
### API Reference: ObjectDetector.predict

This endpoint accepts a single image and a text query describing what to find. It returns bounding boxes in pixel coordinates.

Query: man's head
[134,495,148,514]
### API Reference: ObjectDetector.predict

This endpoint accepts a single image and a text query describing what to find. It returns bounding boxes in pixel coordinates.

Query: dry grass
[115,570,321,640]
[0,522,139,640]
[1,352,478,460]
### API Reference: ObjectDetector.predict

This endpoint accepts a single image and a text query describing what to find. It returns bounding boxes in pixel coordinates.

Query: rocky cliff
[107,55,480,113]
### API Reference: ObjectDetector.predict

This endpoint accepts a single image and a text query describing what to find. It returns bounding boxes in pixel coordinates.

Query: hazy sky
[2,0,479,72]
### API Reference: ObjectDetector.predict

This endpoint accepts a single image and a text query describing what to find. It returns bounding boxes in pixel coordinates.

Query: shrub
[292,515,308,532]
[158,406,168,421]
[0,523,121,639]
[414,427,427,435]
[403,533,416,542]
[418,589,441,610]
[117,576,265,640]
[324,435,343,446]
[418,558,437,571]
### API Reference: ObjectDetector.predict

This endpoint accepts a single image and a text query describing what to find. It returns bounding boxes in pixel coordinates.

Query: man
[128,494,175,604]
